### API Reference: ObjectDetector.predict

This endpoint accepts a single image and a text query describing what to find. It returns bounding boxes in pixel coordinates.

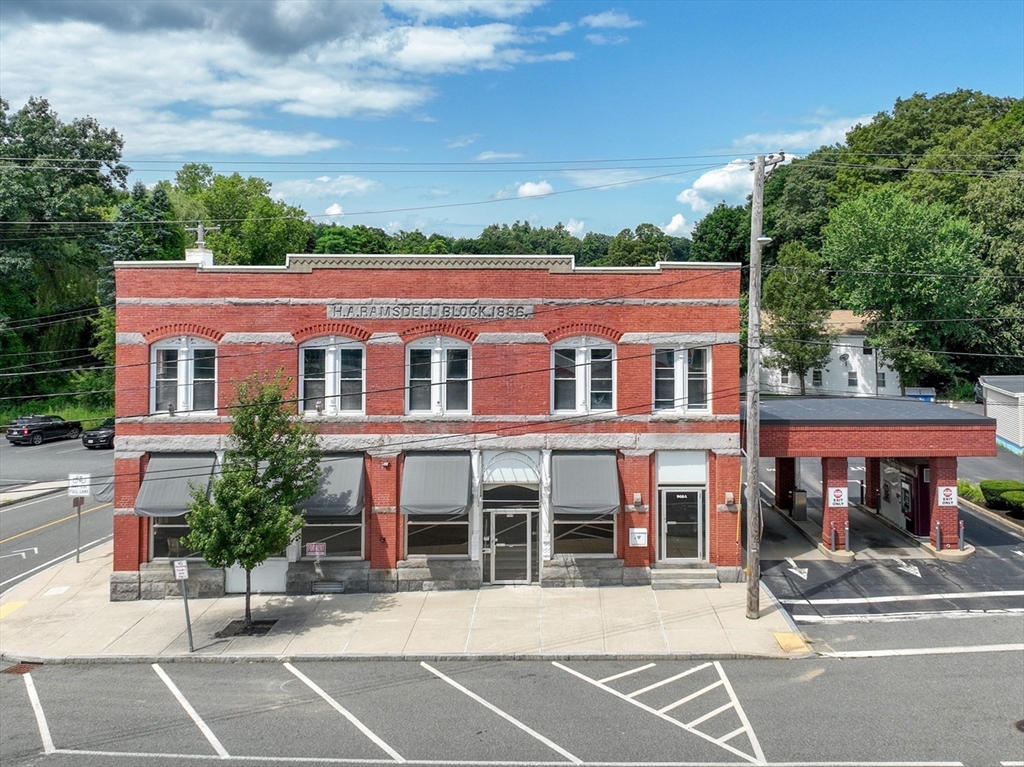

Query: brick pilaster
[929,457,959,549]
[821,457,849,550]
[366,453,400,568]
[710,452,742,567]
[618,452,653,567]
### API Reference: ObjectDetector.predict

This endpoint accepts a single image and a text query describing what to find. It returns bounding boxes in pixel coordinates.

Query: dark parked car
[974,379,985,404]
[5,414,83,445]
[82,418,115,449]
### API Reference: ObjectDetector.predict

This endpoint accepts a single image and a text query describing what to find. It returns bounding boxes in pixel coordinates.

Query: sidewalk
[0,540,806,664]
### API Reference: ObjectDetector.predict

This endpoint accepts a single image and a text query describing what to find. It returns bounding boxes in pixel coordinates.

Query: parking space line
[152,663,229,758]
[823,643,1024,658]
[780,590,1024,606]
[24,673,55,755]
[284,662,404,763]
[420,662,581,765]
[685,701,732,729]
[719,725,747,744]
[598,662,656,684]
[714,661,766,765]
[626,662,711,698]
[658,679,724,714]
[794,608,1024,624]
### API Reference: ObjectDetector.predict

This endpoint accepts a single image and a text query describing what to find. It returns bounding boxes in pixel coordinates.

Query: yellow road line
[0,601,26,619]
[0,504,111,546]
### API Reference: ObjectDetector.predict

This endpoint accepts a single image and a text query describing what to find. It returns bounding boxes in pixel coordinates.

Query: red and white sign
[173,560,189,581]
[827,487,848,508]
[937,486,958,507]
[306,542,327,557]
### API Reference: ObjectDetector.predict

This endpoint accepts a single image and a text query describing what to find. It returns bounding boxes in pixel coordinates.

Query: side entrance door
[659,488,705,561]
[489,510,531,584]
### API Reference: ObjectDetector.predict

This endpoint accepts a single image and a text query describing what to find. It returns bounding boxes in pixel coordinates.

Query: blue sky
[1,0,1021,240]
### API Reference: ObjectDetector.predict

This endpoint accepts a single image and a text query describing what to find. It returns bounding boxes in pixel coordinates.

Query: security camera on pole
[745,151,785,620]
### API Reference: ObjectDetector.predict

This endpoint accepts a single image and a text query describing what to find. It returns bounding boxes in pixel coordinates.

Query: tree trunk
[245,568,252,628]
[799,375,806,395]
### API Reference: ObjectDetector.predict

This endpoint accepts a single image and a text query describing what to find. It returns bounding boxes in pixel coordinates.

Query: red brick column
[865,458,881,510]
[113,455,146,571]
[618,452,653,567]
[710,452,742,567]
[929,457,959,550]
[820,457,849,550]
[774,457,796,509]
[366,453,400,569]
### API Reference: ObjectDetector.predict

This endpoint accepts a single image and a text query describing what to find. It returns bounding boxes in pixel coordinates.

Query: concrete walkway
[0,540,806,663]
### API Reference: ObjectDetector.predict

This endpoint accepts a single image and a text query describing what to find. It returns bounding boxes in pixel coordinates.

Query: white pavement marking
[794,608,1024,625]
[152,663,229,759]
[0,535,112,589]
[284,662,404,763]
[891,558,921,578]
[553,661,763,765]
[713,661,767,765]
[420,662,581,765]
[780,590,1024,606]
[822,643,1024,658]
[0,495,62,514]
[626,662,711,698]
[598,662,656,684]
[784,557,809,580]
[686,701,733,729]
[658,679,724,714]
[24,673,55,755]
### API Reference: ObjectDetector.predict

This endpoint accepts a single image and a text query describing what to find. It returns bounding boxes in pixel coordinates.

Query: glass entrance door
[660,488,704,560]
[490,510,531,583]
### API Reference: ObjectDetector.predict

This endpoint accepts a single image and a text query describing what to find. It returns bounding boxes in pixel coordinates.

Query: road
[0,438,115,594]
[2,656,1022,766]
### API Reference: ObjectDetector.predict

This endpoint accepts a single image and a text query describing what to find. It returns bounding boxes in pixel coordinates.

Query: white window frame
[848,371,858,387]
[150,336,217,415]
[812,369,823,387]
[551,336,616,414]
[877,371,886,389]
[406,336,471,415]
[652,346,711,414]
[299,337,365,415]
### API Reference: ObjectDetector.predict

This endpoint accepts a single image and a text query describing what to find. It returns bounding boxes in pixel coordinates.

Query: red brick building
[110,250,744,599]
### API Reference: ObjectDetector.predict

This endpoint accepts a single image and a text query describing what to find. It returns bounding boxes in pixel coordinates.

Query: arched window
[299,337,365,414]
[406,336,471,414]
[150,336,217,415]
[551,336,615,414]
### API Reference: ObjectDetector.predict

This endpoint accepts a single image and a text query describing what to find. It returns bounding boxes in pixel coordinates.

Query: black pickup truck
[5,415,83,445]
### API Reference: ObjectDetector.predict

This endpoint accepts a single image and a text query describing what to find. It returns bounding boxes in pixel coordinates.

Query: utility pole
[746,151,785,620]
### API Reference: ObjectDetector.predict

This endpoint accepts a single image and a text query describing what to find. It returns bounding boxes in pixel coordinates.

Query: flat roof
[755,396,994,427]
[981,375,1024,396]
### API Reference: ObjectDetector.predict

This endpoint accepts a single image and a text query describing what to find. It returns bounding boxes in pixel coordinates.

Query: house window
[863,343,873,356]
[877,372,886,389]
[406,337,470,414]
[151,337,217,414]
[151,519,202,558]
[848,371,858,387]
[553,337,615,413]
[299,338,364,414]
[406,514,469,555]
[654,347,710,412]
[301,515,363,558]
[780,368,790,385]
[812,370,822,387]
[554,514,615,555]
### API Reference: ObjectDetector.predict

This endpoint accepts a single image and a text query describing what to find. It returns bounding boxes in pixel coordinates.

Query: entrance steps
[649,562,720,590]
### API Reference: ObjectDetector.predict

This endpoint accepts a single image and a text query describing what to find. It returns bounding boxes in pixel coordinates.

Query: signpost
[174,560,194,652]
[68,473,90,563]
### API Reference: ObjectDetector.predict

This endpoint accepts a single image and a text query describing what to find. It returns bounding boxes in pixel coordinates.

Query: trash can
[791,489,807,521]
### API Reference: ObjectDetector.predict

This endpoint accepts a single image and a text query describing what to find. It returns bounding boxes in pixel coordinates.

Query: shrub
[979,479,1024,510]
[1003,491,1024,515]
[957,479,984,504]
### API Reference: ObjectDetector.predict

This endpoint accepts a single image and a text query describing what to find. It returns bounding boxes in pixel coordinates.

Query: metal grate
[312,581,345,594]
[2,663,41,675]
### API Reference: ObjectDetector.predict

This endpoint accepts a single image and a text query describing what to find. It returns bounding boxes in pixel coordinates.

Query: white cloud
[675,160,752,214]
[446,134,482,148]
[476,150,523,160]
[585,33,628,45]
[580,10,642,28]
[517,180,553,197]
[732,114,873,153]
[325,203,345,216]
[662,214,690,237]
[386,1,545,21]
[537,21,573,35]
[274,175,380,199]
[565,218,585,236]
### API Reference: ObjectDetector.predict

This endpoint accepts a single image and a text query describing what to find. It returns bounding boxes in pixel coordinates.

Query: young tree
[762,243,836,394]
[185,373,322,627]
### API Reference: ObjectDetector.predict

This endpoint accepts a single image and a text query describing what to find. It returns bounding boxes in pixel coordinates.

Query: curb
[958,498,1024,540]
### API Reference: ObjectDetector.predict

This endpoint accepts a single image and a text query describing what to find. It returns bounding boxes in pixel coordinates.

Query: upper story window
[151,337,216,415]
[407,336,470,414]
[299,338,365,414]
[863,343,873,356]
[848,371,858,387]
[654,347,710,412]
[552,337,615,413]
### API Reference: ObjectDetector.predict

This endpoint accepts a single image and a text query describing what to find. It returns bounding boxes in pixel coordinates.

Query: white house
[761,310,903,397]
[979,375,1024,455]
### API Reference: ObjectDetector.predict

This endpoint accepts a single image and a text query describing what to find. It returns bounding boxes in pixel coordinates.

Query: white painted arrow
[1013,550,1024,559]
[892,557,921,577]
[785,556,809,580]
[0,547,39,560]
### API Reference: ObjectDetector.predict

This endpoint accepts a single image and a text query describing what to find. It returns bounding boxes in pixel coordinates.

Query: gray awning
[298,454,364,517]
[135,453,217,518]
[552,452,621,515]
[401,452,471,516]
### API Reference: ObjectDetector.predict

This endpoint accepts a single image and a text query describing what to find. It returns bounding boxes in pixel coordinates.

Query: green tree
[822,187,995,391]
[762,243,836,394]
[600,223,672,267]
[689,203,749,265]
[185,373,322,627]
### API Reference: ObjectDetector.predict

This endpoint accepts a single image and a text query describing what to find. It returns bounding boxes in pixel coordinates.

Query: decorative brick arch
[400,323,479,344]
[293,322,372,344]
[143,323,224,344]
[545,323,622,344]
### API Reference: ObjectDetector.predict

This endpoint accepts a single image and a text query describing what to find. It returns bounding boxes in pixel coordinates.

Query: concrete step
[649,566,720,589]
[651,578,721,590]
